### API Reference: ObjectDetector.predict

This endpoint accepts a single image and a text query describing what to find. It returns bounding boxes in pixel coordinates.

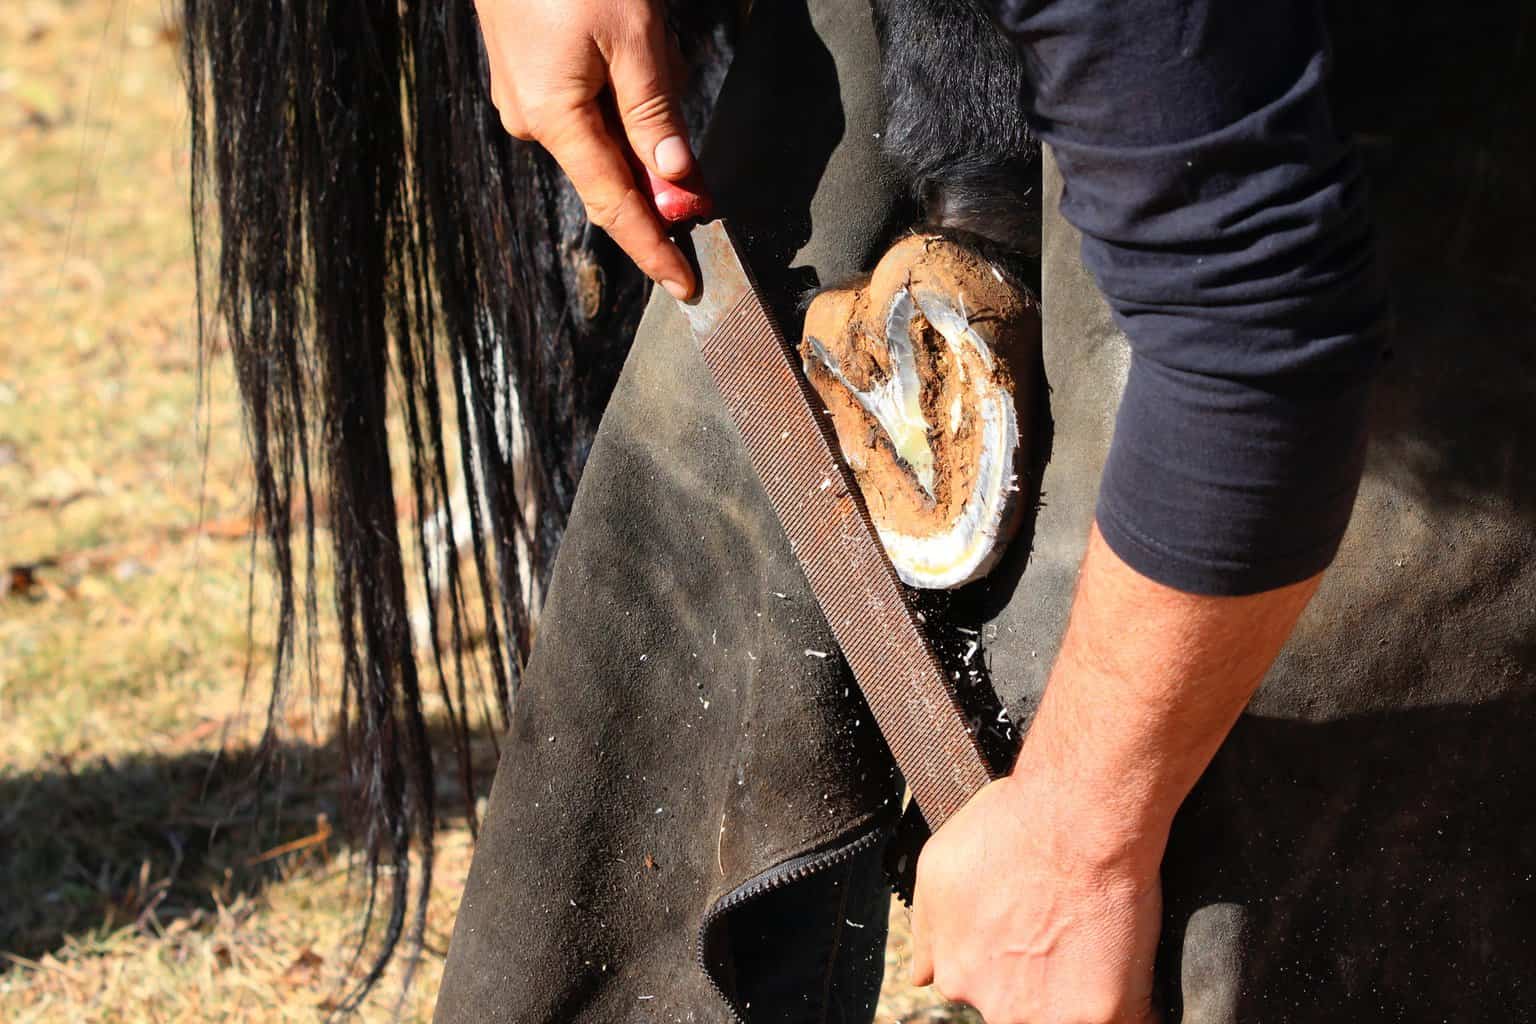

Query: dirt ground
[0,1,963,1019]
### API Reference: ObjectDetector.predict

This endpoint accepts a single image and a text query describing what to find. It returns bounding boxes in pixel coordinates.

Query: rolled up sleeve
[994,0,1388,594]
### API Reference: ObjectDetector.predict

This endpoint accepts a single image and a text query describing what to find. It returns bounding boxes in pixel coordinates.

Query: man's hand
[910,772,1162,1024]
[911,526,1322,1023]
[476,0,698,298]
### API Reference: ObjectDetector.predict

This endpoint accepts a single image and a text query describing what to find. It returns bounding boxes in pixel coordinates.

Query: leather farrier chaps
[436,0,1536,1020]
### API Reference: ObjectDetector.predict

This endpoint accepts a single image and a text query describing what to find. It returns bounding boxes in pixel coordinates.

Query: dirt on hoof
[800,234,1040,589]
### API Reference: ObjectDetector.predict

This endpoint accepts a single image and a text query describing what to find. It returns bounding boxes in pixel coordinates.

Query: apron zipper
[695,823,888,1022]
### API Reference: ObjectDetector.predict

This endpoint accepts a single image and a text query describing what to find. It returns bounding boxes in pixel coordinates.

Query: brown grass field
[0,0,970,1019]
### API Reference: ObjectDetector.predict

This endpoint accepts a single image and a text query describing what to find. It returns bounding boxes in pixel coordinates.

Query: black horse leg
[871,0,1040,258]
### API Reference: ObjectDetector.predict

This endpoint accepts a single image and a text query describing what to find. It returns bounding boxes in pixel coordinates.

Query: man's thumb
[609,28,694,183]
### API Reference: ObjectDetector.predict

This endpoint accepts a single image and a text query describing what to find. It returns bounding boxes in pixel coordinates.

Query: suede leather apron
[436,1,1536,1020]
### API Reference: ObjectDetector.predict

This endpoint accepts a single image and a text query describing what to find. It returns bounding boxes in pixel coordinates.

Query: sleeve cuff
[1092,355,1374,597]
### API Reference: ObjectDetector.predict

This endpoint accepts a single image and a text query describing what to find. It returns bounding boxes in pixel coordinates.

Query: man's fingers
[608,17,695,183]
[909,904,936,988]
[491,86,532,141]
[479,25,532,140]
[541,105,695,298]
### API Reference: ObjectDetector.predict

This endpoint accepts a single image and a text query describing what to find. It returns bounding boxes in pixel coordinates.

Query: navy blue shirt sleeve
[992,0,1388,595]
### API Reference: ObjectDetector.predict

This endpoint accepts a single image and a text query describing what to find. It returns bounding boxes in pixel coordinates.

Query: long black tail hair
[182,0,737,1006]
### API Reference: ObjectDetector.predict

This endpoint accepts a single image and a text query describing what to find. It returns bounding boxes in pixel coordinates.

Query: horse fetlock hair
[872,0,1040,253]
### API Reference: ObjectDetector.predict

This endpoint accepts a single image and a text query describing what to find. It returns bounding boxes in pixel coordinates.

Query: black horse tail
[182,0,736,1007]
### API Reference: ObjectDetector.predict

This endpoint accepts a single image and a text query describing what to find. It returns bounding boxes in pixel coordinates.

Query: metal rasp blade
[678,218,1002,831]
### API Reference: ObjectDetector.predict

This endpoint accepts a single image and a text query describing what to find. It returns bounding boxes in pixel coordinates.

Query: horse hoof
[799,233,1040,589]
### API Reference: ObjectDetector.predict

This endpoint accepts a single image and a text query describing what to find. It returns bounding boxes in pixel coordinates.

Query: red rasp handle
[644,167,713,224]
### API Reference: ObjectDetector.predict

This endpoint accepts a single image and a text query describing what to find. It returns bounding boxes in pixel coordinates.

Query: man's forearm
[1010,524,1322,872]
[909,524,1322,1016]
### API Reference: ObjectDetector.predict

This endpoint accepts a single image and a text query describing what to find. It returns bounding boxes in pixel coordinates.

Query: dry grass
[1,1,463,1017]
[0,0,959,1019]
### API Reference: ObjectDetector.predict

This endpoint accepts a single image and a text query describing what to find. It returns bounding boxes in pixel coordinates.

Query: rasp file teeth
[680,221,1001,829]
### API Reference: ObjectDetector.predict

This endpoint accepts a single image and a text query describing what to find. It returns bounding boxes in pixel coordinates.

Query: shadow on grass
[0,718,497,965]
